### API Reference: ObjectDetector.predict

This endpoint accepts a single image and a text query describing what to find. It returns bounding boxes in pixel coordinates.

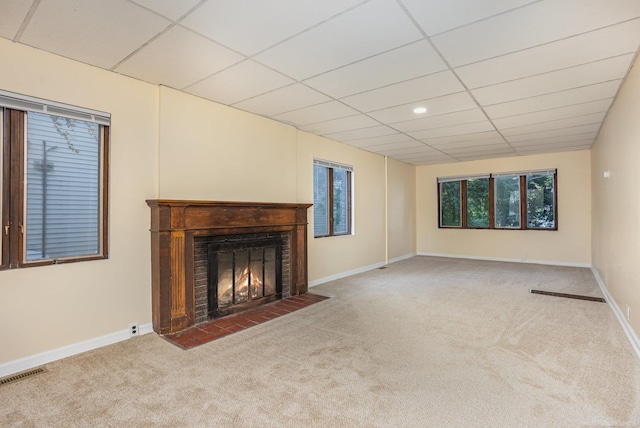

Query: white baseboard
[591,267,640,359]
[388,252,416,264]
[309,261,386,287]
[0,323,153,378]
[417,252,591,268]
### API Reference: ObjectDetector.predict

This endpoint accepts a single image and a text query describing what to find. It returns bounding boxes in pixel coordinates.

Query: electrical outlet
[626,305,631,322]
[129,322,139,337]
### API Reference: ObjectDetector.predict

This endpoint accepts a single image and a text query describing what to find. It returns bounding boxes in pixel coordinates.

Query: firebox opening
[206,235,285,319]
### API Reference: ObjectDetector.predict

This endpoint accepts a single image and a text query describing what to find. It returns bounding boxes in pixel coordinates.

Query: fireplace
[146,200,312,334]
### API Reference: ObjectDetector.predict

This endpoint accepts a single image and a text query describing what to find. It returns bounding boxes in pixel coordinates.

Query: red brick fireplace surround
[146,200,312,335]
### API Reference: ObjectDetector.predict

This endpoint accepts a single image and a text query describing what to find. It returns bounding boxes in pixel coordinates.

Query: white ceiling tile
[272,101,360,127]
[184,60,293,105]
[368,92,477,124]
[430,137,508,150]
[515,138,595,151]
[441,143,514,155]
[254,0,423,80]
[299,115,380,135]
[394,152,454,161]
[509,132,597,147]
[19,0,170,69]
[341,71,465,112]
[373,145,437,156]
[500,112,606,137]
[472,54,633,106]
[0,0,32,39]
[506,123,601,143]
[323,125,398,143]
[407,121,495,140]
[401,0,536,35]
[232,84,331,117]
[418,131,502,146]
[432,0,640,67]
[346,133,417,148]
[392,109,487,133]
[456,152,517,162]
[413,158,459,165]
[491,99,613,129]
[303,40,447,98]
[364,140,425,152]
[484,80,622,118]
[181,0,363,56]
[131,0,201,20]
[456,19,640,89]
[515,142,592,154]
[116,26,244,89]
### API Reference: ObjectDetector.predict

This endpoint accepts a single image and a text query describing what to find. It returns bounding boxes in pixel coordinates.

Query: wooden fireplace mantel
[146,200,312,334]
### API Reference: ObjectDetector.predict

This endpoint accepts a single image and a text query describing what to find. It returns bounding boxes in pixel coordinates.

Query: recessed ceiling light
[413,107,427,114]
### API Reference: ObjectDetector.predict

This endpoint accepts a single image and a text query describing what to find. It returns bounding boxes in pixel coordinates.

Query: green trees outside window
[438,170,556,230]
[440,181,461,227]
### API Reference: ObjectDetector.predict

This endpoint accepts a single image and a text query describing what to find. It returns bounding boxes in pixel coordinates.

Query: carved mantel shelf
[146,200,312,334]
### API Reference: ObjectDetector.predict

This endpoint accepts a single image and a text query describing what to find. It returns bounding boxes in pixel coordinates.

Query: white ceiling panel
[232,84,331,117]
[484,80,622,119]
[184,60,294,105]
[4,0,640,165]
[303,40,447,98]
[419,131,503,146]
[131,0,202,20]
[499,112,606,137]
[345,133,418,148]
[407,121,495,140]
[299,115,380,135]
[456,19,640,89]
[508,133,597,147]
[341,71,464,112]
[368,92,477,124]
[392,109,487,133]
[515,142,592,155]
[254,0,422,80]
[472,54,634,106]
[432,0,640,67]
[116,26,244,89]
[180,0,363,56]
[0,0,32,39]
[491,99,613,129]
[363,140,425,152]
[19,0,170,69]
[400,0,536,36]
[506,123,601,143]
[430,137,508,150]
[455,152,516,162]
[324,125,399,143]
[272,101,360,127]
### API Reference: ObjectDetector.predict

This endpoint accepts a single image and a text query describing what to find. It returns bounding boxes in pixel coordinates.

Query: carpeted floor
[2,256,639,427]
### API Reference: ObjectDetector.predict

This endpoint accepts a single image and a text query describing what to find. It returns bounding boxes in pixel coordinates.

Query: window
[437,170,556,230]
[313,159,353,237]
[1,90,110,269]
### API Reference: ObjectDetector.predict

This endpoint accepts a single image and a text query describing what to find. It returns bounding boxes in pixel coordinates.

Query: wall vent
[530,289,605,303]
[0,367,47,387]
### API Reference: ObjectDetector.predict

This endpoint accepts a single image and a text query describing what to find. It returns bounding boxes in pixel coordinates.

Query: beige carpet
[2,256,640,427]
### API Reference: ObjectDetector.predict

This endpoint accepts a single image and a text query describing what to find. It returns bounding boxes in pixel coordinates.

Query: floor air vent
[0,367,47,386]
[530,289,605,303]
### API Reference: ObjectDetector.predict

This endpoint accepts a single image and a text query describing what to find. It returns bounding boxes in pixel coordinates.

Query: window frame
[0,95,110,271]
[313,159,353,238]
[437,170,557,231]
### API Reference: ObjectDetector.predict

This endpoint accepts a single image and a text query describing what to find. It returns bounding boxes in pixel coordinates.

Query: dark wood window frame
[437,170,558,231]
[1,106,110,271]
[313,163,353,238]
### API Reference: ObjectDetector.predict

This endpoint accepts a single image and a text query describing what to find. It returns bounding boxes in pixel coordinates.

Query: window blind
[313,158,354,172]
[437,174,490,183]
[0,89,110,125]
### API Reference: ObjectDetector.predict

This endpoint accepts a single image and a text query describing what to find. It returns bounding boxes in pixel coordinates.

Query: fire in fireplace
[207,234,285,318]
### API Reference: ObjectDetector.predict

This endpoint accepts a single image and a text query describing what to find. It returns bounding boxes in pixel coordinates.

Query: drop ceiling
[2,0,640,165]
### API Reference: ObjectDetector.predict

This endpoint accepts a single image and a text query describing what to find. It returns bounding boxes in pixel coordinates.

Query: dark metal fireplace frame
[146,200,312,335]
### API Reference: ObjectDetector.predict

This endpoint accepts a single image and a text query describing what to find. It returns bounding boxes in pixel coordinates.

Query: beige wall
[158,86,298,202]
[0,39,159,364]
[387,158,416,261]
[416,150,592,265]
[296,132,386,283]
[591,55,640,335]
